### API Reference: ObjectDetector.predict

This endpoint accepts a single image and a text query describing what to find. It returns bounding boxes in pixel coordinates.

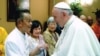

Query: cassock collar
[63,15,76,31]
[56,15,78,49]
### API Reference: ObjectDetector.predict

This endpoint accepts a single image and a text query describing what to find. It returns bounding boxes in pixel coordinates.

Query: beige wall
[49,0,65,16]
[0,0,48,33]
[0,0,100,33]
[30,0,48,24]
[81,0,100,21]
[0,0,15,33]
[65,0,100,20]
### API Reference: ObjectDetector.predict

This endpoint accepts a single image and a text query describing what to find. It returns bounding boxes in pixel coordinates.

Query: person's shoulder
[5,35,18,47]
[5,34,18,44]
[43,29,51,35]
[5,28,21,43]
[43,31,50,34]
[0,27,7,32]
[55,32,59,36]
[0,27,8,34]
[7,29,17,38]
[91,23,98,27]
[71,19,89,31]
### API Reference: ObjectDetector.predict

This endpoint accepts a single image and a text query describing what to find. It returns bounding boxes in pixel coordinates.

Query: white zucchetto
[54,2,71,9]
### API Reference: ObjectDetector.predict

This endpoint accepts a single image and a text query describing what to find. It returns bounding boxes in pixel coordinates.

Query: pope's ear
[62,11,70,18]
[62,11,67,17]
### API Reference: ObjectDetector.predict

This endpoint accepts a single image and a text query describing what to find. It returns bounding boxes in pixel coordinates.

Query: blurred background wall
[0,0,100,33]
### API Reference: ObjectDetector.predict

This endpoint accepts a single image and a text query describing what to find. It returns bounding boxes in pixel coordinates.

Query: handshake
[37,43,48,50]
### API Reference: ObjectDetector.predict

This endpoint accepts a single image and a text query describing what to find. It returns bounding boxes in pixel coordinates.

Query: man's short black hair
[15,9,30,26]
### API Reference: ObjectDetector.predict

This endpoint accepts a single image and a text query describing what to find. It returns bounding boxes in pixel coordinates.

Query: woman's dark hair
[30,20,42,33]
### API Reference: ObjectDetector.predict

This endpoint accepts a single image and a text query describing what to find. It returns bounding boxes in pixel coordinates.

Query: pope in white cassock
[51,2,100,56]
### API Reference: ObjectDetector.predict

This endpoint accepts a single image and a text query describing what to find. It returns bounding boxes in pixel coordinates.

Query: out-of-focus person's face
[81,18,87,22]
[32,26,41,38]
[96,18,100,24]
[80,15,87,22]
[87,16,93,26]
[48,22,57,32]
[52,8,63,27]
[22,14,32,33]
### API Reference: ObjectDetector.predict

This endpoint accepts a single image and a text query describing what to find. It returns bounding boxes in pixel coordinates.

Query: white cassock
[5,27,29,56]
[52,15,100,56]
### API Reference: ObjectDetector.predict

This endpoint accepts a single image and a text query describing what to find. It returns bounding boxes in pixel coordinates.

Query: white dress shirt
[5,27,29,56]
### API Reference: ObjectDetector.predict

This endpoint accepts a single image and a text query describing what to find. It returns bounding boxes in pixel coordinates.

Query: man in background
[92,9,100,42]
[80,14,87,22]
[87,16,93,26]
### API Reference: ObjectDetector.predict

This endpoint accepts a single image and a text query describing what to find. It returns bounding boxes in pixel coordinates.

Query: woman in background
[28,20,48,56]
[43,17,59,56]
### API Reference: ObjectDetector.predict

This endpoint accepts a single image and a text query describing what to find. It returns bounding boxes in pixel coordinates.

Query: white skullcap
[54,2,71,9]
[47,17,55,24]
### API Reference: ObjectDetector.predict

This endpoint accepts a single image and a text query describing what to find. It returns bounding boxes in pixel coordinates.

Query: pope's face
[52,8,64,27]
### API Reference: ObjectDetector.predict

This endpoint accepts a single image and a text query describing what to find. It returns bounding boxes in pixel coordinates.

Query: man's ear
[17,19,23,27]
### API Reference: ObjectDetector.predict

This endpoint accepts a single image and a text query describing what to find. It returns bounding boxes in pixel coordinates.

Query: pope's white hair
[65,9,73,16]
[58,8,73,16]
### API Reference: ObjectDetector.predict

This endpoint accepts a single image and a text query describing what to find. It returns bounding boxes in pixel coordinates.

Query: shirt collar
[15,27,26,40]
